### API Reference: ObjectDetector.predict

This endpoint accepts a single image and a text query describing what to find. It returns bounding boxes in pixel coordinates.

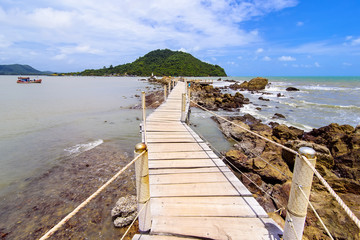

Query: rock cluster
[191,84,249,111]
[111,195,137,228]
[213,115,360,240]
[229,77,269,91]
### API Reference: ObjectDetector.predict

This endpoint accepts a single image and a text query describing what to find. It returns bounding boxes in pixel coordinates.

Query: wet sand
[0,142,139,239]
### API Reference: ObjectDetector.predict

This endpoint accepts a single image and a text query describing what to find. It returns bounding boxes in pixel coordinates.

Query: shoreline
[0,142,139,240]
[186,78,360,240]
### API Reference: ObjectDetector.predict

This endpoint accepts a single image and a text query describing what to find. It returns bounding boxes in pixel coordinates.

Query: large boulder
[111,195,137,228]
[272,124,304,141]
[282,140,334,170]
[238,77,269,91]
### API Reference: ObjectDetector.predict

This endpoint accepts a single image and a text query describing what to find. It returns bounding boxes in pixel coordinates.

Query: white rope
[300,155,360,230]
[298,186,334,240]
[188,120,300,238]
[213,122,291,181]
[192,100,360,230]
[120,201,148,240]
[39,151,146,240]
[191,101,299,156]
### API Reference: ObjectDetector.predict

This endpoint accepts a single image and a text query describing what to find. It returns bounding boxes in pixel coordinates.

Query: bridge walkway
[133,81,282,239]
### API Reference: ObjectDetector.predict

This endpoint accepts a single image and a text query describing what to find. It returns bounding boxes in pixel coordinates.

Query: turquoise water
[200,76,360,131]
[0,75,358,238]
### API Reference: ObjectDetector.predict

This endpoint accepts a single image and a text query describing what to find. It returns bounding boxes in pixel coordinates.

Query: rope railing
[191,100,299,156]
[188,124,300,239]
[298,186,334,240]
[190,100,360,232]
[39,150,146,240]
[300,154,360,229]
[120,200,148,240]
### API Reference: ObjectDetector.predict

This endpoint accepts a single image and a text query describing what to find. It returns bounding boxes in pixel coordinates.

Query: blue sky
[0,0,359,76]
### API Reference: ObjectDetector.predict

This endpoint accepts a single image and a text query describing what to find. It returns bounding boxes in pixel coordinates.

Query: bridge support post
[181,93,186,122]
[134,143,151,233]
[164,85,167,101]
[141,92,147,144]
[283,147,316,240]
[168,81,171,92]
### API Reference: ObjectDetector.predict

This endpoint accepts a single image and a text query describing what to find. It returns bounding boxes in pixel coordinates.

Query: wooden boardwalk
[133,81,282,239]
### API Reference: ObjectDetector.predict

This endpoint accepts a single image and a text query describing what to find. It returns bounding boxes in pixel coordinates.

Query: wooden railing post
[283,147,316,240]
[164,85,167,101]
[181,93,186,122]
[134,143,151,233]
[168,81,171,92]
[141,91,147,144]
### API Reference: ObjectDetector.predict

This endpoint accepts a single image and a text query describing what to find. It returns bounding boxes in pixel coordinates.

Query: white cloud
[178,48,187,52]
[314,62,320,67]
[0,0,299,71]
[0,35,12,48]
[237,56,243,60]
[256,48,264,53]
[296,21,304,26]
[262,56,271,61]
[343,62,352,66]
[278,56,296,61]
[351,37,360,46]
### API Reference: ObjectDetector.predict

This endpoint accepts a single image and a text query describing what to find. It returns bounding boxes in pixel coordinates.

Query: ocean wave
[64,139,104,155]
[297,100,360,110]
[301,85,350,91]
[240,104,313,131]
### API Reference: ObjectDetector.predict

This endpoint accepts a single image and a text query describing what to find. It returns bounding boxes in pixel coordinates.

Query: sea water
[0,76,154,195]
[192,76,360,132]
[0,75,359,237]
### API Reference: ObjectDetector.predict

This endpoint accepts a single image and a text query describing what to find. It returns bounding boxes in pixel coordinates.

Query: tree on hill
[78,49,227,77]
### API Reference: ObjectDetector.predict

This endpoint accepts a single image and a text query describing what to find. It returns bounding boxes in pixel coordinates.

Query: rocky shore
[0,143,138,240]
[190,78,360,240]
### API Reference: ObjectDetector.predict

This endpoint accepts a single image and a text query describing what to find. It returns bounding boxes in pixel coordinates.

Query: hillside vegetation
[0,64,46,75]
[78,49,227,77]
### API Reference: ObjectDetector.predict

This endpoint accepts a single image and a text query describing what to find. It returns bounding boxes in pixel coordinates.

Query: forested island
[73,49,227,77]
[0,64,51,75]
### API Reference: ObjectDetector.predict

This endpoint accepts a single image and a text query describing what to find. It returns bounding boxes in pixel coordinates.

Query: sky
[0,0,360,76]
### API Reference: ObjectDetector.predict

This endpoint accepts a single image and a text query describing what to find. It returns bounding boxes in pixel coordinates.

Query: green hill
[79,49,227,77]
[0,64,48,75]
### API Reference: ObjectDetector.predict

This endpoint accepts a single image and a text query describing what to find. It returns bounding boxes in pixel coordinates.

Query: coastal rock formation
[212,115,360,239]
[286,87,300,91]
[230,77,269,91]
[111,195,137,228]
[191,83,249,111]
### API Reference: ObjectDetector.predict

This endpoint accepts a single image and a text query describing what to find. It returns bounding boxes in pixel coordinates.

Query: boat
[17,77,42,84]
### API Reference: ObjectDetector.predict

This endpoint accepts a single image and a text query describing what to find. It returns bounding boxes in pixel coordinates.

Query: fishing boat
[17,77,42,84]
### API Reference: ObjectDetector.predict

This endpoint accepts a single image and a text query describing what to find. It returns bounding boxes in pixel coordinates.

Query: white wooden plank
[150,182,240,197]
[149,151,210,160]
[149,159,216,169]
[151,196,260,217]
[150,172,229,184]
[147,143,204,152]
[151,216,283,240]
[149,166,231,175]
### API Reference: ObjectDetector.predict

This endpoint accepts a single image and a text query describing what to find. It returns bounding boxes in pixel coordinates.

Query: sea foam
[64,139,104,155]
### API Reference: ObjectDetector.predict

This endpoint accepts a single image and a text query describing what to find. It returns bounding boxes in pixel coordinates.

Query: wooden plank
[133,235,196,240]
[150,172,230,184]
[147,143,204,152]
[150,216,283,240]
[149,166,231,175]
[149,159,216,169]
[151,196,260,217]
[149,151,211,160]
[150,182,240,197]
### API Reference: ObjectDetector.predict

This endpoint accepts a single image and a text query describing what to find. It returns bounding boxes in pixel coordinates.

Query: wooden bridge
[132,81,283,239]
